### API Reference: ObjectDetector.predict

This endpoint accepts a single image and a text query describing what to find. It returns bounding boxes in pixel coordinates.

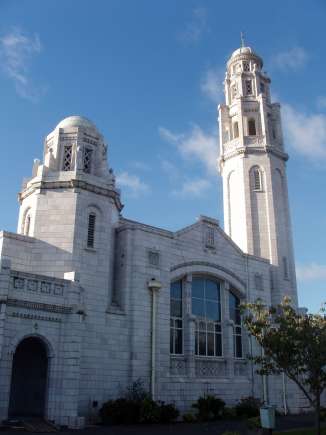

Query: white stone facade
[0,48,313,427]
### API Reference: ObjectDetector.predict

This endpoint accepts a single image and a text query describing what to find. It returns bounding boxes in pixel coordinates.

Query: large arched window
[248,118,256,136]
[192,277,222,357]
[170,280,183,355]
[229,292,242,358]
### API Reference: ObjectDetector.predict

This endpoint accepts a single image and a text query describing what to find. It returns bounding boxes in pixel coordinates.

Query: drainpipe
[148,279,162,401]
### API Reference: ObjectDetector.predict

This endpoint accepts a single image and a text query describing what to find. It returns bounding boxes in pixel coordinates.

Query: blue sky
[0,0,325,312]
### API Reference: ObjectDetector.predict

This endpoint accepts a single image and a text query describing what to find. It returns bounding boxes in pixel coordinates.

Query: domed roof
[232,46,257,57]
[56,115,97,130]
[228,46,263,68]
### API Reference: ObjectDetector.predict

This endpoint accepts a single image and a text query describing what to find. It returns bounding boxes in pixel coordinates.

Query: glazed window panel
[229,292,243,358]
[170,280,183,355]
[192,277,222,357]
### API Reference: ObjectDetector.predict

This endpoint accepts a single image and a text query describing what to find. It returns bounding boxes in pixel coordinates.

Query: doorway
[9,337,48,417]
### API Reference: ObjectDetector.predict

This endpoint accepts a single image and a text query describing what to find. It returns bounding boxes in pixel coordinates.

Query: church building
[0,45,304,427]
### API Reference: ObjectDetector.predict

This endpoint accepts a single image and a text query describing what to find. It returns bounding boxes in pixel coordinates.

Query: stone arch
[21,207,32,236]
[8,334,53,418]
[9,332,55,358]
[170,262,246,298]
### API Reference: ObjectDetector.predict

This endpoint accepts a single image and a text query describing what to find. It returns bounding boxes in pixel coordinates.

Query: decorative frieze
[234,361,248,376]
[4,298,72,314]
[11,273,64,297]
[11,312,62,323]
[195,359,226,377]
[170,357,186,376]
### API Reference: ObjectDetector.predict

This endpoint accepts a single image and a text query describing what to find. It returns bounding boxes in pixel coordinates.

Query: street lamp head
[148,278,162,292]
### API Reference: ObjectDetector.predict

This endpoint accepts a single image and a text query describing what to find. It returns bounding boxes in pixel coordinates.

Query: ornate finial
[240,31,245,48]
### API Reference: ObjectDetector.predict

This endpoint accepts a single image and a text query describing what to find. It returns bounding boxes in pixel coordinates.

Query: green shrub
[139,398,160,423]
[192,395,226,421]
[125,378,150,401]
[100,388,179,425]
[235,396,262,418]
[246,415,261,430]
[183,412,196,423]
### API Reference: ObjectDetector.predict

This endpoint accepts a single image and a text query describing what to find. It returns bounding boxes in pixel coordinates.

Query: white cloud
[172,178,211,198]
[282,103,326,160]
[0,28,44,101]
[161,159,180,182]
[178,8,208,44]
[116,171,150,198]
[200,66,224,103]
[272,47,308,71]
[296,263,326,281]
[159,125,218,175]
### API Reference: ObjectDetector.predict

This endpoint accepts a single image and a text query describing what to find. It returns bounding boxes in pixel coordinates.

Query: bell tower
[218,46,298,305]
[17,116,122,305]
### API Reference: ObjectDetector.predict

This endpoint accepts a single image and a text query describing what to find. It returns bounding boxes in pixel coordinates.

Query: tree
[242,297,326,435]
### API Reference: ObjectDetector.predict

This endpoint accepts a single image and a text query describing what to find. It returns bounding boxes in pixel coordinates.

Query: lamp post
[148,278,162,401]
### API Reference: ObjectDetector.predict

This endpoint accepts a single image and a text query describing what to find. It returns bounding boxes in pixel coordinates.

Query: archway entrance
[9,337,48,418]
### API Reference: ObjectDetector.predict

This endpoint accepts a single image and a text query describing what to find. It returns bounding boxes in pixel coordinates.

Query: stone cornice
[19,179,123,211]
[220,145,288,164]
[1,298,72,314]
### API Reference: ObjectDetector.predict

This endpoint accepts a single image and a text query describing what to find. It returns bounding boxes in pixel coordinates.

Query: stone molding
[220,144,288,164]
[19,178,123,211]
[10,311,62,323]
[1,298,72,314]
[170,261,246,288]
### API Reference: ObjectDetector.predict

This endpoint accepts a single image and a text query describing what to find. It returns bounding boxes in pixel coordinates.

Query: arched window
[170,280,183,355]
[233,121,239,138]
[191,277,222,356]
[248,118,256,136]
[24,214,31,236]
[253,168,262,191]
[21,208,32,236]
[229,292,242,358]
[87,213,96,248]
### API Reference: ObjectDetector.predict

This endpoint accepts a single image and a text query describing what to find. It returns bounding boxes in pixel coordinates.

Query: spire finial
[240,31,245,48]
